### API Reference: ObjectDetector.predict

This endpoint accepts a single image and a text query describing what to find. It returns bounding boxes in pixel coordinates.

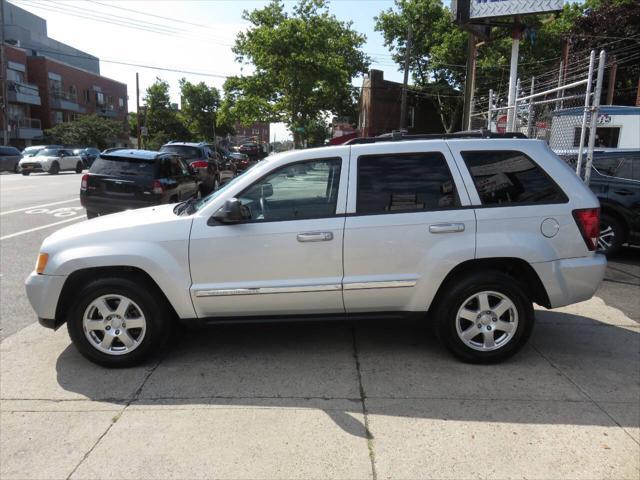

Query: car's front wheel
[433,271,534,363]
[49,161,60,175]
[75,161,84,173]
[66,277,171,367]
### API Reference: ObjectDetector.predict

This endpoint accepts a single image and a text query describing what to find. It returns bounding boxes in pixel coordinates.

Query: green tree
[45,114,124,150]
[179,79,222,141]
[219,0,370,147]
[144,78,190,145]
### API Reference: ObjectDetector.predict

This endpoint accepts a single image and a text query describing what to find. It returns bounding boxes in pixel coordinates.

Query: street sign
[496,115,508,133]
[453,0,564,24]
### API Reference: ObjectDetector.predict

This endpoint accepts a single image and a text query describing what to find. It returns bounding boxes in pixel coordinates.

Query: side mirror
[210,198,245,224]
[59,152,66,157]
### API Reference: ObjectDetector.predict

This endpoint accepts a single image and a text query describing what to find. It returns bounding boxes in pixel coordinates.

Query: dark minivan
[80,150,200,218]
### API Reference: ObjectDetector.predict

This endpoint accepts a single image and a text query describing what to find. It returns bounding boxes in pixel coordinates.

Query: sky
[9,0,412,141]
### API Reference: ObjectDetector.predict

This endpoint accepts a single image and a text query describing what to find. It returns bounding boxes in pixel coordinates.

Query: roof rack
[345,129,527,145]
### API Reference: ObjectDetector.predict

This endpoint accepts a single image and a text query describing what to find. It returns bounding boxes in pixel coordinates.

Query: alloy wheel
[455,290,519,351]
[598,224,615,252]
[82,294,147,355]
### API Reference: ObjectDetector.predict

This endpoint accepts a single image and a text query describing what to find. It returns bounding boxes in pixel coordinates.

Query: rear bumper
[81,193,160,215]
[25,272,67,326]
[532,254,607,308]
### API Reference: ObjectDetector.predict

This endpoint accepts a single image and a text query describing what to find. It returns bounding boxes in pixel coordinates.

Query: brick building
[233,121,270,144]
[358,69,445,137]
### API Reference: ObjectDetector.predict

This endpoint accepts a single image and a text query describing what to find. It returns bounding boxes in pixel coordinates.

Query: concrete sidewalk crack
[532,343,640,447]
[64,355,165,480]
[351,325,377,480]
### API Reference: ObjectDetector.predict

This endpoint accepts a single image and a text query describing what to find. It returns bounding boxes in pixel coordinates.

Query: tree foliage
[178,79,229,141]
[45,114,124,150]
[143,78,189,146]
[219,0,370,146]
[374,0,638,132]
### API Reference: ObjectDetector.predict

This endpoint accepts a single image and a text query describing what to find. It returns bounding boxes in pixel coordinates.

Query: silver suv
[26,135,606,367]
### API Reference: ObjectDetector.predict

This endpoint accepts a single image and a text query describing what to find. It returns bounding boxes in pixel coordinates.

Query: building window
[49,79,63,97]
[95,92,105,106]
[7,68,25,83]
[119,97,125,108]
[407,106,415,129]
[69,85,77,102]
[107,95,114,110]
[84,89,91,103]
[52,111,64,125]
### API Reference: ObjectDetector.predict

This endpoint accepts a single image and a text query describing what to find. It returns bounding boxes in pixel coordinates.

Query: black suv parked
[566,150,639,256]
[80,150,200,218]
[160,142,221,194]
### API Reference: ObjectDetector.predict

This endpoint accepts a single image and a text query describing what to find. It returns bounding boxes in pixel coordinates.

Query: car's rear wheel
[66,277,171,367]
[433,271,534,363]
[21,170,30,176]
[49,161,60,175]
[598,213,624,257]
[75,161,84,173]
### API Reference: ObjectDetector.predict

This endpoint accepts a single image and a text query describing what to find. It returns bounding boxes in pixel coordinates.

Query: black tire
[21,170,30,176]
[66,277,172,367]
[49,161,60,175]
[75,162,84,174]
[598,213,624,257]
[86,211,98,219]
[14,162,20,173]
[433,271,534,364]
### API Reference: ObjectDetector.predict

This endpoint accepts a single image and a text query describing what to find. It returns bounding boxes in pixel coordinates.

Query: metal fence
[470,49,608,185]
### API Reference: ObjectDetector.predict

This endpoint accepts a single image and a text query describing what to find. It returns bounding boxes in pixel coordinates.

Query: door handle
[297,232,334,242]
[429,223,465,234]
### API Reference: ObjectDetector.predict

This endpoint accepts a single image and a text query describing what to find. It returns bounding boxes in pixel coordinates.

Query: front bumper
[25,272,67,327]
[532,254,607,308]
[20,162,46,173]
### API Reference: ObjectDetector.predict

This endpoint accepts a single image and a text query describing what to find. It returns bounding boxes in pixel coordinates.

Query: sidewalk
[1,297,638,479]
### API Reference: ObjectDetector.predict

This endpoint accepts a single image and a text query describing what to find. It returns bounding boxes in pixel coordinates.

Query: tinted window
[238,158,341,222]
[592,155,622,176]
[614,157,640,181]
[0,147,19,156]
[90,156,157,177]
[160,145,202,159]
[356,152,459,214]
[37,149,60,156]
[462,151,567,205]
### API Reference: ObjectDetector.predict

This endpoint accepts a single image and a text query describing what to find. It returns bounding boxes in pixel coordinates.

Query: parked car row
[0,144,106,174]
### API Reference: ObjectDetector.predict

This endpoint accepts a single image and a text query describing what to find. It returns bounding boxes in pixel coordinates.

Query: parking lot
[1,171,639,479]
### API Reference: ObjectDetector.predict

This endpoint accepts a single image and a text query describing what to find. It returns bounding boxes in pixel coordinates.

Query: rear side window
[461,151,567,206]
[160,145,202,159]
[90,156,157,178]
[356,152,459,214]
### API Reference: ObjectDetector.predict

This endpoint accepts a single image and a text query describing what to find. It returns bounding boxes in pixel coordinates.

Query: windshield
[90,156,157,177]
[160,145,201,159]
[36,149,59,156]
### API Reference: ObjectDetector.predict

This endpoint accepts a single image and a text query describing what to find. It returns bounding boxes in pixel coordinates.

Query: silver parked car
[0,146,22,173]
[26,134,606,367]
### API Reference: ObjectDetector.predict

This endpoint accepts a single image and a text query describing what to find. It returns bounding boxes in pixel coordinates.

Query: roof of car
[100,149,161,161]
[161,142,205,147]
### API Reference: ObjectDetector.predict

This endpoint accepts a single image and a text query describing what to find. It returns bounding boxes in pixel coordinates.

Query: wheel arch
[55,266,179,326]
[430,257,551,311]
[599,201,630,240]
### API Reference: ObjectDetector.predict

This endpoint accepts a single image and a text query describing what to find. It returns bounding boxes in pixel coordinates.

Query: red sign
[496,115,508,133]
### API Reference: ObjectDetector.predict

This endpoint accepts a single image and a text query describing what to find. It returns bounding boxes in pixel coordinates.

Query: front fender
[49,241,196,319]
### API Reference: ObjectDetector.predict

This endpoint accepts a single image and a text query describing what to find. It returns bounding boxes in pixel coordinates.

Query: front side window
[356,152,459,215]
[462,150,567,206]
[238,158,342,222]
[613,156,640,181]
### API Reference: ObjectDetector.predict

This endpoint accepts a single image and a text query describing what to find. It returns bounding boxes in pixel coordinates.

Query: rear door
[343,140,476,313]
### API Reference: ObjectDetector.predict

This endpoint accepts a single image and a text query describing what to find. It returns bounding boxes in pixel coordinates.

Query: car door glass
[356,152,459,214]
[614,158,634,181]
[238,158,341,222]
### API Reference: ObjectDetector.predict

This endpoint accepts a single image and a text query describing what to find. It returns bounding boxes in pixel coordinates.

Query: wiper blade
[174,196,199,215]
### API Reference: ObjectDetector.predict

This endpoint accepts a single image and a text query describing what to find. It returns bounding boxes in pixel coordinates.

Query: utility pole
[462,33,478,131]
[0,0,9,145]
[606,56,617,105]
[506,19,522,132]
[399,23,412,131]
[136,72,141,149]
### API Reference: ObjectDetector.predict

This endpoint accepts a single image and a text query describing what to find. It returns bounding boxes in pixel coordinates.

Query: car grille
[21,162,42,168]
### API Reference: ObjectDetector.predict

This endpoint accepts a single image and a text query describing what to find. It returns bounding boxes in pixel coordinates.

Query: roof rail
[345,129,527,145]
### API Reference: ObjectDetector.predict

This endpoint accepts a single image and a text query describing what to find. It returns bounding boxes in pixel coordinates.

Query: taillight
[190,160,208,169]
[81,174,89,190]
[152,180,164,195]
[572,208,600,251]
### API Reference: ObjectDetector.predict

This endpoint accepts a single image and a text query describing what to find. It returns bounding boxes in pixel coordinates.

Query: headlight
[36,253,49,274]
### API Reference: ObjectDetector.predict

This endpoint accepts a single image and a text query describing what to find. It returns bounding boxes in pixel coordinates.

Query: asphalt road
[0,170,86,340]
[0,170,638,341]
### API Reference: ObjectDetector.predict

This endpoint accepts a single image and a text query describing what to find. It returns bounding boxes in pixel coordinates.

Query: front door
[189,153,349,318]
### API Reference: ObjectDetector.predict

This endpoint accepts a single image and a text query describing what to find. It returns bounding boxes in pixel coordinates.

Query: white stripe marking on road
[0,215,85,241]
[0,198,77,216]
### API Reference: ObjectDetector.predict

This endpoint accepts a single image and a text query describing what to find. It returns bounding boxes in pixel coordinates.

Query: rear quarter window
[90,156,158,177]
[461,150,567,206]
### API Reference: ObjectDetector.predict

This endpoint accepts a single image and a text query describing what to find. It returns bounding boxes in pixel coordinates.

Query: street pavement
[0,171,638,479]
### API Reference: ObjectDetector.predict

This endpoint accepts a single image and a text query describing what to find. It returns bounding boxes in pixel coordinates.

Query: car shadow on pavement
[598,246,640,321]
[54,311,639,438]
